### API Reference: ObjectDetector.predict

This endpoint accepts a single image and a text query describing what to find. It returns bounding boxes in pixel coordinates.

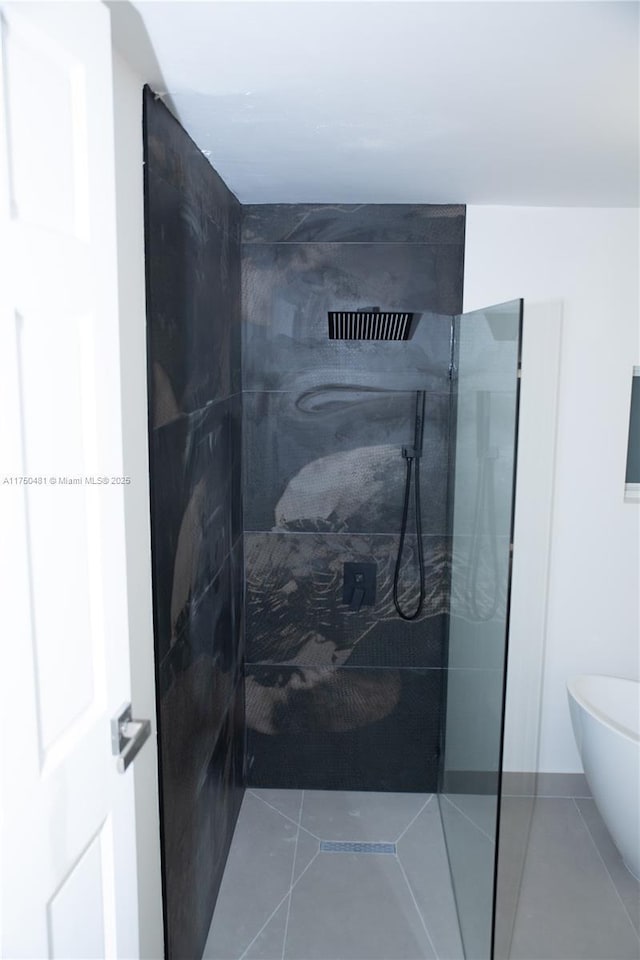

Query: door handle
[110,703,151,774]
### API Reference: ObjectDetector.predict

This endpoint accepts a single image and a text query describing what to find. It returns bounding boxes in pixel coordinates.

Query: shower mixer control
[343,562,377,612]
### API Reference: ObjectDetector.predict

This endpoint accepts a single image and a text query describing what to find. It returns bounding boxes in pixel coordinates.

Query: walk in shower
[144,90,523,960]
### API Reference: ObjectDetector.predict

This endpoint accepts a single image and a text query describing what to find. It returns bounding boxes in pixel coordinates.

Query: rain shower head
[328,307,416,341]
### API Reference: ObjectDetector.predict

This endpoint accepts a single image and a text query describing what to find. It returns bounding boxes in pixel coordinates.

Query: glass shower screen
[439,299,523,960]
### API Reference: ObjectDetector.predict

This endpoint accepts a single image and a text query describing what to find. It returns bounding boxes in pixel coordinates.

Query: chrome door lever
[110,702,151,774]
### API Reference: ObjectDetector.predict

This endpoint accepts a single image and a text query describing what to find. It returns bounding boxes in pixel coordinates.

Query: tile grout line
[236,889,292,960]
[243,529,452,537]
[242,241,465,247]
[502,793,592,800]
[441,795,495,845]
[395,854,440,960]
[236,848,321,960]
[394,794,434,844]
[245,664,448,674]
[248,790,322,840]
[572,798,640,942]
[281,791,305,960]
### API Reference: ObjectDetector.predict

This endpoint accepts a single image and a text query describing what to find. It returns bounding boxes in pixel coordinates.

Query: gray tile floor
[507,797,640,960]
[203,789,640,960]
[202,789,463,960]
[446,791,640,960]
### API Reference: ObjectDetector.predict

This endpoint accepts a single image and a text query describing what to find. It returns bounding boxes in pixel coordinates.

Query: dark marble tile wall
[243,389,449,534]
[244,532,447,669]
[144,88,245,960]
[246,665,441,792]
[242,243,457,394]
[242,203,465,792]
[242,202,466,244]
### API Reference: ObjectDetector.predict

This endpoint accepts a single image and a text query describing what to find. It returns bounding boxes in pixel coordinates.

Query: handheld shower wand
[393,391,426,620]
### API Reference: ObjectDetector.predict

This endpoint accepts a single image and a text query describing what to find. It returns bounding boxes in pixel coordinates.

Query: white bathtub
[567,674,640,879]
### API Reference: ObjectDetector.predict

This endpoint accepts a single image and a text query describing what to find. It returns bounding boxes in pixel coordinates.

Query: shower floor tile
[202,792,300,959]
[299,789,429,843]
[202,789,640,960]
[202,788,463,960]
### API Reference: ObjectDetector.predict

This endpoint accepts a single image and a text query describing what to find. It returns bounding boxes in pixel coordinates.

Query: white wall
[464,206,640,773]
[111,49,164,956]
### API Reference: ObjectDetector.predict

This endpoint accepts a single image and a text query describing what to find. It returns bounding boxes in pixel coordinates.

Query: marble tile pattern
[245,532,447,668]
[241,203,464,793]
[243,388,449,534]
[164,686,245,960]
[241,204,463,397]
[151,396,242,667]
[144,88,245,960]
[146,89,241,246]
[245,666,442,792]
[242,243,456,394]
[242,202,466,244]
[145,173,241,420]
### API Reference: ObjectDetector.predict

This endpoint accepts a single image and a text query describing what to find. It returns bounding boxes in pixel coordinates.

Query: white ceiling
[123,1,640,205]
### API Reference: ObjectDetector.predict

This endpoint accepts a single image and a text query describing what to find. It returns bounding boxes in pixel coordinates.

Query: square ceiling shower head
[328,308,416,341]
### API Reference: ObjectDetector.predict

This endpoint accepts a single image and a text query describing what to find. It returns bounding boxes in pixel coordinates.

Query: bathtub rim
[567,674,640,745]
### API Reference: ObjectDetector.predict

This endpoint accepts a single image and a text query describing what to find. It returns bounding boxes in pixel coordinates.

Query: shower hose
[393,391,426,620]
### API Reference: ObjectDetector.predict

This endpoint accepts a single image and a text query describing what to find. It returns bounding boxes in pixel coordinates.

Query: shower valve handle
[343,562,376,611]
[350,580,366,612]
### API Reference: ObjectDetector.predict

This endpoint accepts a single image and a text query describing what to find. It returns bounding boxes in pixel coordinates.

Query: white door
[0,3,162,957]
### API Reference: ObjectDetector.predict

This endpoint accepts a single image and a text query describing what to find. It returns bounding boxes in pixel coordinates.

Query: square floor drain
[319,841,397,855]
